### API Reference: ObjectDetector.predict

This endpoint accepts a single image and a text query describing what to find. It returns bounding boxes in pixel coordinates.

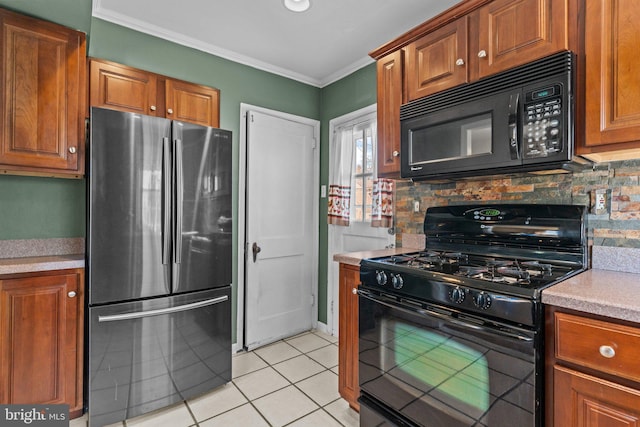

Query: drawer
[555,312,640,383]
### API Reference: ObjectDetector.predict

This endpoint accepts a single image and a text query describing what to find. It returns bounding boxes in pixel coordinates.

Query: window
[352,124,375,222]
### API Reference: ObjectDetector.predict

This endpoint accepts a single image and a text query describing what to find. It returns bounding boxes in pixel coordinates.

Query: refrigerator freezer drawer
[88,287,231,427]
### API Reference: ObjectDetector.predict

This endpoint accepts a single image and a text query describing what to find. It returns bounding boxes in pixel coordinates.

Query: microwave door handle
[508,93,520,160]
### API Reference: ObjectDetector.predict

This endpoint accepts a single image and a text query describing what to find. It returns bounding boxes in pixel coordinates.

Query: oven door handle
[357,288,533,343]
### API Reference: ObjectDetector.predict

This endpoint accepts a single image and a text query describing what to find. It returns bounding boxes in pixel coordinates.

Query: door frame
[237,103,320,351]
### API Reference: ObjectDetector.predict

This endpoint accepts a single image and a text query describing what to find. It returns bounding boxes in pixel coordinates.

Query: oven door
[358,288,540,427]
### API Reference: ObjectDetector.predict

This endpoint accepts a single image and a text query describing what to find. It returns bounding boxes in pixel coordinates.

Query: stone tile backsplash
[394,159,640,250]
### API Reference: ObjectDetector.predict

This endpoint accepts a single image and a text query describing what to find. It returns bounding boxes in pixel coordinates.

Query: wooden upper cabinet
[580,0,640,158]
[0,8,86,177]
[474,0,568,79]
[165,79,220,128]
[405,18,469,102]
[90,58,220,128]
[90,59,158,116]
[0,269,84,417]
[376,50,403,177]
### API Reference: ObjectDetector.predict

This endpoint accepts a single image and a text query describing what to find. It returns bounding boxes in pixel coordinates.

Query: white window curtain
[327,127,353,226]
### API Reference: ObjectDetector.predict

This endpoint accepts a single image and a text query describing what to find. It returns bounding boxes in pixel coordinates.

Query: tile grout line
[229,334,343,426]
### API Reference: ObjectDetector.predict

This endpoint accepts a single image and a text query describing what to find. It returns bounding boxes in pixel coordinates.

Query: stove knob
[450,287,466,304]
[376,271,388,286]
[473,292,492,310]
[391,274,404,289]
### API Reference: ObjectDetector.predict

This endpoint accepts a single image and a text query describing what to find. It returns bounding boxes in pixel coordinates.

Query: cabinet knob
[478,50,487,58]
[352,288,358,295]
[455,58,465,66]
[167,108,174,115]
[68,146,76,154]
[599,345,616,358]
[150,105,157,111]
[392,150,399,157]
[68,291,77,298]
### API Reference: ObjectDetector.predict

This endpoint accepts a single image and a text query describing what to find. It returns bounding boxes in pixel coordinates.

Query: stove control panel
[465,207,511,221]
[360,264,538,327]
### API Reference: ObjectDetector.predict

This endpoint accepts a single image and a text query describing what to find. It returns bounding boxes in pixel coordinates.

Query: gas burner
[521,260,553,273]
[408,251,467,274]
[485,259,516,268]
[388,254,417,264]
[497,267,531,282]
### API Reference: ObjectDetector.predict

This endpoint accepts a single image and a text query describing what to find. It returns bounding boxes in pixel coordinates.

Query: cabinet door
[0,270,83,415]
[583,0,640,149]
[90,59,159,116]
[0,9,85,175]
[475,0,568,79]
[554,365,640,427]
[405,18,469,101]
[376,51,403,178]
[165,79,220,128]
[338,263,360,411]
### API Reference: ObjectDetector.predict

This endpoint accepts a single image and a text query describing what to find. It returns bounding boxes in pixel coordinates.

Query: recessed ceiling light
[283,0,311,13]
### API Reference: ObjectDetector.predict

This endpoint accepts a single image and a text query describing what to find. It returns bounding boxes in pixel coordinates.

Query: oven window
[409,113,492,165]
[392,324,491,414]
[359,297,536,427]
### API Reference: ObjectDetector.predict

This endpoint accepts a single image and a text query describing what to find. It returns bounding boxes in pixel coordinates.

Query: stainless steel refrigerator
[87,107,232,427]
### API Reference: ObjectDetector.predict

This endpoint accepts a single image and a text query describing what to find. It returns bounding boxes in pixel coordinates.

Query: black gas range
[360,204,587,327]
[357,204,587,427]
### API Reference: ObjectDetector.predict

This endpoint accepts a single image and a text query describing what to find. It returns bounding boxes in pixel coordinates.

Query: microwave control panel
[522,84,563,158]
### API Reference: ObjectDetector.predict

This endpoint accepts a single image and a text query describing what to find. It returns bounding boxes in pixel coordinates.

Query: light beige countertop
[542,269,640,323]
[333,247,412,266]
[0,254,85,275]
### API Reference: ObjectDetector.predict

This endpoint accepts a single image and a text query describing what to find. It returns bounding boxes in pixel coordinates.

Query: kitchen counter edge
[0,254,85,275]
[542,269,640,323]
[333,248,416,267]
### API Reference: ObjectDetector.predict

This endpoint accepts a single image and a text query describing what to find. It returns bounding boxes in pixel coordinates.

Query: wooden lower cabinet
[547,306,640,427]
[338,263,360,411]
[554,365,640,427]
[0,269,84,418]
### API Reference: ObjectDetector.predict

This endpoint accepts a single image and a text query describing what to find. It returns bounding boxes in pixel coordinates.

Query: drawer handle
[599,345,616,358]
[352,288,358,295]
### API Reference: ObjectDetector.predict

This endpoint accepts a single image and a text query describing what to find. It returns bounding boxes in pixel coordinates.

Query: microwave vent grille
[400,51,574,120]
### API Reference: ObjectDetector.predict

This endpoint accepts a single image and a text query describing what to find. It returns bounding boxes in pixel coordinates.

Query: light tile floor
[72,330,359,427]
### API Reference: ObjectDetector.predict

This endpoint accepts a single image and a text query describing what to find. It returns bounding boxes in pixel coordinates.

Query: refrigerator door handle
[162,137,172,265]
[174,138,184,265]
[97,295,228,322]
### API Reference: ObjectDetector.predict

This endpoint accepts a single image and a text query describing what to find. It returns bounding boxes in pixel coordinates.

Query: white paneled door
[244,109,318,350]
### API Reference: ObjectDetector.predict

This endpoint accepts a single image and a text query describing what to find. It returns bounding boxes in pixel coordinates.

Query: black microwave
[400,51,586,180]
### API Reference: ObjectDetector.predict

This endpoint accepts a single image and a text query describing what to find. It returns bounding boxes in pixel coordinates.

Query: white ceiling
[92,0,460,87]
